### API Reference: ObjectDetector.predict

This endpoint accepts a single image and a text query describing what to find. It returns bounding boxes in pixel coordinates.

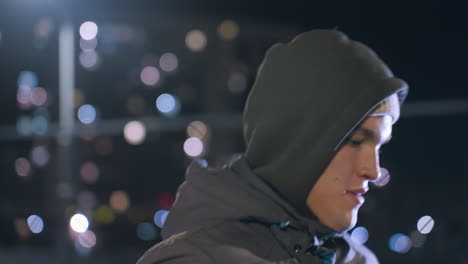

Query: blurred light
[34,17,54,38]
[126,95,146,115]
[136,222,157,241]
[389,233,412,253]
[14,218,32,239]
[77,191,97,210]
[94,205,115,224]
[79,50,100,70]
[155,192,175,210]
[16,116,32,136]
[78,230,97,248]
[410,230,427,248]
[31,87,47,107]
[156,93,180,117]
[74,89,85,108]
[183,137,204,157]
[80,161,99,184]
[217,20,239,41]
[123,121,146,145]
[154,210,169,228]
[186,121,209,140]
[95,136,113,155]
[80,37,98,51]
[417,215,435,234]
[27,215,44,234]
[77,104,97,124]
[80,126,96,141]
[70,213,89,233]
[31,115,48,135]
[18,71,38,89]
[195,159,208,168]
[140,66,160,86]
[17,89,32,109]
[227,73,247,94]
[74,239,92,257]
[374,167,391,187]
[80,21,98,41]
[109,190,130,213]
[351,226,369,245]
[159,53,178,72]
[30,145,49,167]
[15,157,31,177]
[185,29,207,52]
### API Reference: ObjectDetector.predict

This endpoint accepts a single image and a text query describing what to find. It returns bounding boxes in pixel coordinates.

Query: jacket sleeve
[136,234,215,264]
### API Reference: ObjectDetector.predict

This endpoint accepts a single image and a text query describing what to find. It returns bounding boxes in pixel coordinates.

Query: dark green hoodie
[243,29,408,215]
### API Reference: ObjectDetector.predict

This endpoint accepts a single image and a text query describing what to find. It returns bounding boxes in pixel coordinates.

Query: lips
[345,188,367,204]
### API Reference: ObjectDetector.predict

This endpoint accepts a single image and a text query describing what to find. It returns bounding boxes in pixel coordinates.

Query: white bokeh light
[78,230,97,248]
[183,137,204,157]
[350,226,369,245]
[27,215,44,234]
[159,53,178,72]
[185,29,207,52]
[140,66,160,86]
[417,215,435,234]
[123,121,146,145]
[80,21,98,40]
[70,213,89,233]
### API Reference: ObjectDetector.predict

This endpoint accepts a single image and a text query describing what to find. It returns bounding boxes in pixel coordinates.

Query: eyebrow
[354,127,392,145]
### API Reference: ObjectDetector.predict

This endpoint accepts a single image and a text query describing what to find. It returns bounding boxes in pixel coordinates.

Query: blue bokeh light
[27,215,44,234]
[154,210,169,228]
[389,233,412,253]
[155,93,180,117]
[136,222,157,241]
[350,226,369,245]
[18,71,38,89]
[77,104,97,124]
[31,116,48,135]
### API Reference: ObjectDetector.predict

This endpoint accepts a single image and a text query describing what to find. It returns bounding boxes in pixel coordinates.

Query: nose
[360,147,381,181]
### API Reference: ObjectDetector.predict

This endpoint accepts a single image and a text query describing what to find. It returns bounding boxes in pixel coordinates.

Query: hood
[161,156,336,239]
[243,29,409,215]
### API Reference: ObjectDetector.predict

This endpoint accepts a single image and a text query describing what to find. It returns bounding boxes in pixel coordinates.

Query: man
[137,29,408,263]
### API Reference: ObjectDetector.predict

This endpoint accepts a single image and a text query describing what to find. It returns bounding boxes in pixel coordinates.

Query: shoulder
[136,231,215,264]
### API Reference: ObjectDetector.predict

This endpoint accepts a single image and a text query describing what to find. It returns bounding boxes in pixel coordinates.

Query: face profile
[306,115,393,232]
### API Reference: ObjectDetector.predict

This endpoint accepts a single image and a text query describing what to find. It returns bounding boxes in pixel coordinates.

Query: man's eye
[345,138,363,146]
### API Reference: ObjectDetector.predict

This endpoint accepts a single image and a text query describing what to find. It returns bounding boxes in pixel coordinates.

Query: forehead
[354,116,393,144]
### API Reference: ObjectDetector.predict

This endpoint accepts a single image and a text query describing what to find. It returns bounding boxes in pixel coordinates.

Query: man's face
[306,115,393,232]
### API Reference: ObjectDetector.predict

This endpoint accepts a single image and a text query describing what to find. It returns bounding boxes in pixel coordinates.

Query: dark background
[0,0,467,263]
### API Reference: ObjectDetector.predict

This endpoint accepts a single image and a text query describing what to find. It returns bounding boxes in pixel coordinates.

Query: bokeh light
[18,71,38,89]
[70,213,89,233]
[156,93,180,117]
[79,50,100,70]
[186,121,209,140]
[17,88,32,109]
[77,104,97,124]
[350,226,369,245]
[389,233,412,253]
[80,161,99,184]
[227,73,247,94]
[74,239,92,257]
[31,115,48,135]
[94,205,115,224]
[123,121,146,145]
[27,215,44,234]
[109,190,130,213]
[15,157,31,177]
[410,230,427,248]
[185,29,207,52]
[183,137,204,157]
[159,53,178,72]
[31,87,47,107]
[373,167,391,187]
[80,37,98,51]
[154,210,169,228]
[17,116,32,136]
[140,66,160,86]
[77,191,97,210]
[195,159,208,168]
[417,215,435,234]
[14,218,32,239]
[34,17,54,38]
[78,230,97,248]
[80,21,98,40]
[217,20,239,41]
[136,222,157,241]
[155,192,175,210]
[95,136,113,155]
[30,145,49,167]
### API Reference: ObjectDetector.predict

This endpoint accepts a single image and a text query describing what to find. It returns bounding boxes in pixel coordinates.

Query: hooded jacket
[137,29,408,264]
